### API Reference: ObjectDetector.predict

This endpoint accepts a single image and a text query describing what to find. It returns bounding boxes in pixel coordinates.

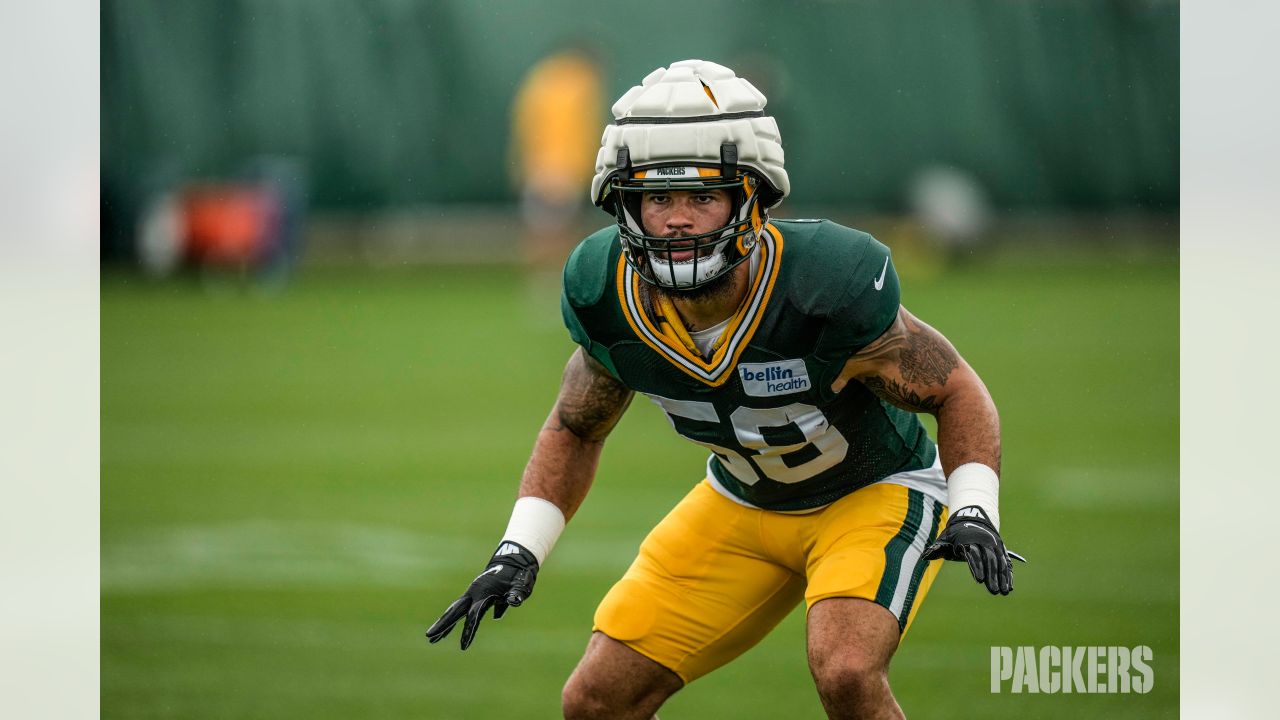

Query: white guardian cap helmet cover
[590,59,790,290]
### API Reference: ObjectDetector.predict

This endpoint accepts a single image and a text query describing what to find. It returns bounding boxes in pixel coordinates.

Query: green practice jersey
[561,220,937,511]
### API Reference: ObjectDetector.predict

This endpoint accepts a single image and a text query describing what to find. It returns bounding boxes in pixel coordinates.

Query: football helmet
[590,60,789,290]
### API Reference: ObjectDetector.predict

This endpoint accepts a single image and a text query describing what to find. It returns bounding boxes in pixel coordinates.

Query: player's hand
[425,541,540,650]
[923,506,1026,595]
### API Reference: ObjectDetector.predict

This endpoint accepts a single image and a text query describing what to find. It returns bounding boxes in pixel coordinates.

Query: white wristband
[500,496,566,566]
[947,463,1001,531]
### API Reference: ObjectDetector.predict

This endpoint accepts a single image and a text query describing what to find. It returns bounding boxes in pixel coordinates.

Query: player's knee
[563,667,673,720]
[561,672,614,719]
[810,650,890,704]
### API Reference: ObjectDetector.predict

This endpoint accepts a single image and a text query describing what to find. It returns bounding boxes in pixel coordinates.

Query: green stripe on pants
[897,498,945,631]
[874,489,924,611]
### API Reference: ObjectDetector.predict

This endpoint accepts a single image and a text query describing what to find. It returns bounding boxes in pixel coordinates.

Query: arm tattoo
[852,310,960,387]
[898,323,959,387]
[849,308,961,412]
[550,353,633,442]
[861,376,944,413]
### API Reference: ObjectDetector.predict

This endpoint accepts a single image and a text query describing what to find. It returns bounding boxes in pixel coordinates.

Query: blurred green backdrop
[102,0,1177,237]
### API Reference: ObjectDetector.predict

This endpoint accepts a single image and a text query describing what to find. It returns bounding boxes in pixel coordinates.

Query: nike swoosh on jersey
[873,257,889,291]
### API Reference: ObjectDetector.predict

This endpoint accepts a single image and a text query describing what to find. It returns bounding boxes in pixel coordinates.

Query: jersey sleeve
[560,288,614,371]
[809,233,902,392]
[560,228,624,380]
[828,238,901,352]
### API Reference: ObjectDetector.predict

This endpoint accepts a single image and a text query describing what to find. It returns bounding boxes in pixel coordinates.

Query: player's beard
[642,231,734,300]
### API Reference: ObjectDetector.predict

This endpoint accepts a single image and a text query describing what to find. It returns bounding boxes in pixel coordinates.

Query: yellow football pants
[593,480,947,683]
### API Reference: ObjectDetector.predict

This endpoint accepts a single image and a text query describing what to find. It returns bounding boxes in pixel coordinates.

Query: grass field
[102,243,1178,718]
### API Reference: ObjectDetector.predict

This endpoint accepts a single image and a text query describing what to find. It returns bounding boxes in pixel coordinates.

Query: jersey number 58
[646,395,850,485]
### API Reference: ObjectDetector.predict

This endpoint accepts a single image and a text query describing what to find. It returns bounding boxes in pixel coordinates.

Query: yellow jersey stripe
[614,225,784,386]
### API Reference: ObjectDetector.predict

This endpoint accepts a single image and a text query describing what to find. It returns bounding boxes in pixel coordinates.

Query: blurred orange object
[183,185,276,265]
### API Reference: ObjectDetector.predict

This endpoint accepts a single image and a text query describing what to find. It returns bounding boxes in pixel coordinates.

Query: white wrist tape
[500,496,566,566]
[947,463,1001,531]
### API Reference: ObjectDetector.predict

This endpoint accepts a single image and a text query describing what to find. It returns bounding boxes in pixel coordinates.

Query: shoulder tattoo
[551,352,633,442]
[852,308,960,412]
[898,318,959,387]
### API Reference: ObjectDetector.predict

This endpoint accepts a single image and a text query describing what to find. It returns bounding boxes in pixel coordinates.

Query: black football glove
[425,541,539,650]
[923,506,1026,596]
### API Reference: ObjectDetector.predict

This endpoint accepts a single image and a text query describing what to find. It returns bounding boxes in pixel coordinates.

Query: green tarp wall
[102,0,1178,214]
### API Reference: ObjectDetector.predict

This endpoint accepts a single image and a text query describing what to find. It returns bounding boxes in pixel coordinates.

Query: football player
[428,59,1023,719]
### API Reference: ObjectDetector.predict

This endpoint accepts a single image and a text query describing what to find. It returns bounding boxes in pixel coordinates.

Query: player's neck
[662,261,752,333]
